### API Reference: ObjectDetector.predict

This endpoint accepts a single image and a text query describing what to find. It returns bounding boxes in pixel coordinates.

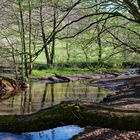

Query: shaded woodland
[0,0,140,78]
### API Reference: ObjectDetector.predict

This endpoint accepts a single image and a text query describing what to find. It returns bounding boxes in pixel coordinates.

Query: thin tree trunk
[97,30,102,64]
[28,0,32,75]
[18,0,28,78]
[17,8,24,78]
[95,0,102,66]
[66,42,70,62]
[40,0,50,66]
[4,37,18,79]
[50,5,56,65]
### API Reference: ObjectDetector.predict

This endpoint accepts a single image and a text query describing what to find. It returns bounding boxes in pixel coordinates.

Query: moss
[0,101,139,132]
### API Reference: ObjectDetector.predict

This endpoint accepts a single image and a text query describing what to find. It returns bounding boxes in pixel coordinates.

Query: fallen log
[47,74,70,83]
[0,101,140,133]
[55,74,70,82]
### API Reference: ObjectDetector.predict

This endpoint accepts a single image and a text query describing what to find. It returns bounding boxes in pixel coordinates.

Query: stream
[0,80,113,115]
[0,125,84,140]
[0,80,114,140]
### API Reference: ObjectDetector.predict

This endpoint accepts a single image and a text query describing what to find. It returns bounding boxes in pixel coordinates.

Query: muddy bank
[89,75,140,92]
[88,75,140,111]
[32,73,121,83]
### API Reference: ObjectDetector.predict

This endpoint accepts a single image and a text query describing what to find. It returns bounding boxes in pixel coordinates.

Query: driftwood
[55,74,70,82]
[0,101,140,133]
[46,74,70,83]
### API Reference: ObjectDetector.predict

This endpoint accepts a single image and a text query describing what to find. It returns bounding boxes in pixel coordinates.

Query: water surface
[0,125,84,140]
[0,80,113,115]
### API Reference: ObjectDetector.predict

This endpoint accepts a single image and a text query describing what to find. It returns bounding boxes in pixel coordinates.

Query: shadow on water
[0,125,84,140]
[0,81,113,115]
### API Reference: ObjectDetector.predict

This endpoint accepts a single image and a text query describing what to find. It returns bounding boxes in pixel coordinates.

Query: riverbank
[31,67,126,79]
[72,74,140,140]
[72,126,140,140]
[31,67,128,84]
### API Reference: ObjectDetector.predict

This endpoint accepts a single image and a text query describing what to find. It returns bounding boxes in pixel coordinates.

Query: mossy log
[0,101,140,133]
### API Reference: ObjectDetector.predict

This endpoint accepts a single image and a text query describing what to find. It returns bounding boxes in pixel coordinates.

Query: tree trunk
[0,101,140,133]
[95,0,102,66]
[66,42,70,62]
[28,0,32,75]
[18,0,28,78]
[97,31,102,65]
[39,0,50,67]
[50,5,57,65]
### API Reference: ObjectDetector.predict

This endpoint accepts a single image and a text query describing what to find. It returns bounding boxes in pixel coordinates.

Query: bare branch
[56,16,111,40]
[55,0,81,29]
[107,29,140,54]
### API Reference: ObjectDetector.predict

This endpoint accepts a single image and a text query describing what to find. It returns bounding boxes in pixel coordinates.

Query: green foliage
[32,67,92,78]
[31,67,125,79]
[1,0,140,79]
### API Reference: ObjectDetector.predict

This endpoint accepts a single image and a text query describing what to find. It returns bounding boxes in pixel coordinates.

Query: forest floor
[72,126,140,140]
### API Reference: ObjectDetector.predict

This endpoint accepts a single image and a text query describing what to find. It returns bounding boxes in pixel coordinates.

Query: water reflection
[0,81,113,115]
[0,125,84,140]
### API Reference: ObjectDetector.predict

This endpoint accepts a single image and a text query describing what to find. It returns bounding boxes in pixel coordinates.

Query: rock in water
[20,82,29,88]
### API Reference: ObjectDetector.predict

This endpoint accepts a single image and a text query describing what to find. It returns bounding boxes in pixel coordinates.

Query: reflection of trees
[65,82,70,98]
[41,83,48,108]
[0,91,16,101]
[10,96,14,107]
[20,91,27,115]
[83,84,88,97]
[27,81,32,113]
[20,91,23,114]
[0,81,108,115]
[51,84,54,106]
[96,87,102,102]
[51,129,55,140]
[20,82,32,115]
[41,83,55,108]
